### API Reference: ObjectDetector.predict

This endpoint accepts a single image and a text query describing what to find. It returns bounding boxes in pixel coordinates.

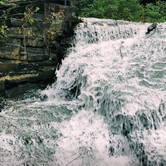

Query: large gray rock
[0,0,79,98]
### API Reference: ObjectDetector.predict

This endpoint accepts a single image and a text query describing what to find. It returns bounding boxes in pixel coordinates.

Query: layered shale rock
[0,0,79,98]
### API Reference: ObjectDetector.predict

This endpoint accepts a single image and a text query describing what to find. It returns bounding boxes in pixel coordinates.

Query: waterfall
[1,18,166,166]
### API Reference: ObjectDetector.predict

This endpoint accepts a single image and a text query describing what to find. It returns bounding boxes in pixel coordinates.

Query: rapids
[0,18,166,166]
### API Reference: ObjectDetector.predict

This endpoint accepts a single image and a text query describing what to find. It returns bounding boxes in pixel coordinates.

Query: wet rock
[0,98,6,112]
[5,82,52,99]
[146,23,157,34]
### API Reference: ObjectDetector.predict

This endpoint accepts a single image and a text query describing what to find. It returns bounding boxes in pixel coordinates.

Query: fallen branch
[65,150,89,166]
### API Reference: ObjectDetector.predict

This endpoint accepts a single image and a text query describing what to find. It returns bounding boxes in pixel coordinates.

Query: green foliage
[23,7,40,25]
[0,5,40,38]
[79,0,166,22]
[156,0,166,21]
[79,0,94,17]
[0,7,11,38]
[0,25,9,38]
[143,3,161,22]
[0,0,4,5]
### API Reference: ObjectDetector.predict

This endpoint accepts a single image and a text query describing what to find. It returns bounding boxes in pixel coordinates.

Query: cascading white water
[0,18,166,166]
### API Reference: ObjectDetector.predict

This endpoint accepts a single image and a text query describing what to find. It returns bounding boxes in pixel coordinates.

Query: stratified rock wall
[0,0,79,98]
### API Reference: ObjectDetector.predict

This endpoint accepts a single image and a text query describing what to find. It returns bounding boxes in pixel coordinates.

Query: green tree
[79,0,166,22]
[144,3,162,22]
[117,0,143,21]
[156,0,166,22]
[79,0,143,21]
[79,0,95,17]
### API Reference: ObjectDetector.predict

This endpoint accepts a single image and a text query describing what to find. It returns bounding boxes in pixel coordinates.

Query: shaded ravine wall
[0,0,79,98]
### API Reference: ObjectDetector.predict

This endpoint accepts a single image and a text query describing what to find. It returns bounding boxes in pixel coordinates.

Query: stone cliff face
[0,0,79,98]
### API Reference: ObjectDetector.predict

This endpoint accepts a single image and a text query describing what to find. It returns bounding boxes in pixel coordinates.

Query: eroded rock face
[0,0,79,98]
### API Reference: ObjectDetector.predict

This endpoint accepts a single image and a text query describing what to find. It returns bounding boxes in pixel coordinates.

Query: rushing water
[1,18,166,166]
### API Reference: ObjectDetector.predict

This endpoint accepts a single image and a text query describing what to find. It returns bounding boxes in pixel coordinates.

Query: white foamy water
[1,18,166,166]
